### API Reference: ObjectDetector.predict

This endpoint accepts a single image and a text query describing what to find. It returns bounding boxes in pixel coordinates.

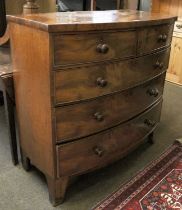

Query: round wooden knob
[162,34,167,42]
[158,34,167,42]
[97,43,109,54]
[158,34,163,41]
[93,146,104,157]
[147,88,159,97]
[94,112,104,121]
[97,77,108,87]
[144,119,156,127]
[155,61,164,69]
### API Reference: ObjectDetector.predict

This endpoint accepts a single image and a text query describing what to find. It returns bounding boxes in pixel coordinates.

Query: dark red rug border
[92,140,182,210]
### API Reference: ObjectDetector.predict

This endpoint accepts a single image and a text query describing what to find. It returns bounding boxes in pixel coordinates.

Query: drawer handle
[158,34,167,42]
[176,24,182,29]
[93,146,104,157]
[147,88,159,97]
[96,44,109,54]
[97,77,108,87]
[94,112,104,122]
[155,61,164,69]
[144,119,156,127]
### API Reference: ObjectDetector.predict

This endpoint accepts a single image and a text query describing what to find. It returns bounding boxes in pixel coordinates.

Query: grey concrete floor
[0,82,181,210]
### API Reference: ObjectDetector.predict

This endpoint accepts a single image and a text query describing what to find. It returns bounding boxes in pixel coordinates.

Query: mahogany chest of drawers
[8,10,177,206]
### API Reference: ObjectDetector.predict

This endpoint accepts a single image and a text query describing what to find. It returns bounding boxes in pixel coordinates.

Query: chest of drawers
[8,10,177,206]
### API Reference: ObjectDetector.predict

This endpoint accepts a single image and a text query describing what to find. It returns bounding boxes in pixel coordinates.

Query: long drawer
[55,73,165,142]
[57,100,162,177]
[53,30,137,66]
[54,48,170,105]
[138,24,174,55]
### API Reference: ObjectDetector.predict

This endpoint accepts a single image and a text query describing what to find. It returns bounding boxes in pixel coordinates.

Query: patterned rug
[92,140,182,210]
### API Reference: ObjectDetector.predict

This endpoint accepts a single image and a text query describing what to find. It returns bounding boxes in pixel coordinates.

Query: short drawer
[138,24,174,55]
[57,100,162,177]
[55,73,165,142]
[53,30,137,66]
[54,48,170,105]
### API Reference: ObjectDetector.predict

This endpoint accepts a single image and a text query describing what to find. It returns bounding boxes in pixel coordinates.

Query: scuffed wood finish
[8,11,176,206]
[55,74,165,142]
[57,100,162,177]
[7,10,177,33]
[53,30,137,66]
[55,48,170,104]
[138,24,174,55]
[9,23,55,177]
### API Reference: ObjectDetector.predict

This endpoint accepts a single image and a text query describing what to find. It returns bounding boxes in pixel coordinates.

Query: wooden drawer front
[55,74,165,142]
[57,100,162,177]
[174,21,182,33]
[53,30,137,66]
[138,24,174,55]
[55,48,170,105]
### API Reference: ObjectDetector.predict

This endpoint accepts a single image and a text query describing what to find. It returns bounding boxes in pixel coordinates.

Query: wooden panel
[152,0,182,18]
[57,100,162,177]
[9,23,55,177]
[55,74,165,142]
[53,30,137,66]
[152,0,160,12]
[55,48,170,104]
[166,36,182,84]
[138,24,174,55]
[169,0,179,16]
[160,0,170,14]
[178,1,182,18]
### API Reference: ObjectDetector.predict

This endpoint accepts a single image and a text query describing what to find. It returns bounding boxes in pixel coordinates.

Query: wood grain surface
[9,23,55,177]
[7,10,177,32]
[57,100,162,177]
[54,48,170,104]
[53,30,137,66]
[55,74,165,142]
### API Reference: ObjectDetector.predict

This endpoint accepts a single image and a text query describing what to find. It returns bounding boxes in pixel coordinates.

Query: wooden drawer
[55,74,165,142]
[138,24,174,55]
[53,30,137,66]
[57,100,162,177]
[174,20,182,33]
[54,48,170,105]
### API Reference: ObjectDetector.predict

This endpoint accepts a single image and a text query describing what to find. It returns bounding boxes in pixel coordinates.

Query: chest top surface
[7,10,177,32]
